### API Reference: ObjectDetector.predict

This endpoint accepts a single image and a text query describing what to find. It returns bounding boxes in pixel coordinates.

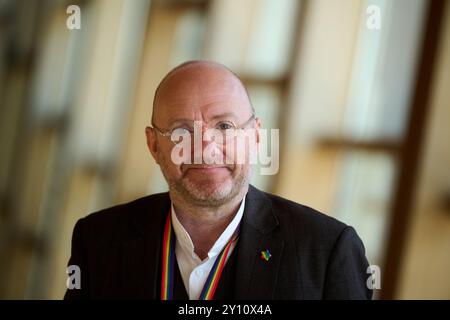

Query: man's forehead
[158,65,245,99]
[158,69,247,104]
[152,62,253,124]
[161,99,247,125]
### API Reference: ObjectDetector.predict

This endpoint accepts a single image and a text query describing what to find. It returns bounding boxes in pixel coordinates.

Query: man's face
[146,65,260,207]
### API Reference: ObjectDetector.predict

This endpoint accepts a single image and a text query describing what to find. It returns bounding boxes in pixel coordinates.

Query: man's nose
[189,127,223,157]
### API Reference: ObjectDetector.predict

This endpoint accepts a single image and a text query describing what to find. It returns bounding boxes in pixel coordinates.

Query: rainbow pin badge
[260,249,272,262]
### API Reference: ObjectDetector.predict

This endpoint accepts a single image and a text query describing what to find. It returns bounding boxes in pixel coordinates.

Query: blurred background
[0,0,449,299]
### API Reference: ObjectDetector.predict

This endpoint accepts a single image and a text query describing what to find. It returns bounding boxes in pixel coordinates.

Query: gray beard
[158,153,250,208]
[172,174,247,207]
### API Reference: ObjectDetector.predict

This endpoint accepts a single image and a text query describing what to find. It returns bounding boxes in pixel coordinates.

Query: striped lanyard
[160,208,240,300]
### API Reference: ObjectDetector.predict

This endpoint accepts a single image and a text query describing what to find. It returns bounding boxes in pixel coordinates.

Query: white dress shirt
[170,196,246,300]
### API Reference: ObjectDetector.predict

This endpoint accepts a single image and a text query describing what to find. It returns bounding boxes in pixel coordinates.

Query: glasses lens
[171,127,192,144]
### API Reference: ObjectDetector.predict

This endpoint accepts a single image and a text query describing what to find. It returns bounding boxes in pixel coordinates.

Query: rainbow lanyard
[160,208,240,300]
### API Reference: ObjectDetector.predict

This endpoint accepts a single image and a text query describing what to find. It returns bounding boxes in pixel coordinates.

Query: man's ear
[145,127,159,164]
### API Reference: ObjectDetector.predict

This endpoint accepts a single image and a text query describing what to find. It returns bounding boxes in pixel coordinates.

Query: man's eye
[217,122,234,130]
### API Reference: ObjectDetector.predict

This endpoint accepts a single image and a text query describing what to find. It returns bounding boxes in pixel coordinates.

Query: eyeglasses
[150,114,256,145]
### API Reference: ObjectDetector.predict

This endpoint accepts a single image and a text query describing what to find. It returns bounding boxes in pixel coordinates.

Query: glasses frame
[150,114,257,145]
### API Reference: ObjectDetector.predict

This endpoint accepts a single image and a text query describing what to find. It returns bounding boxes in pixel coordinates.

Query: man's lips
[181,165,232,174]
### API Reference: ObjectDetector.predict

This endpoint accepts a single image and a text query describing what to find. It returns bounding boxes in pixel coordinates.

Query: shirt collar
[171,196,246,260]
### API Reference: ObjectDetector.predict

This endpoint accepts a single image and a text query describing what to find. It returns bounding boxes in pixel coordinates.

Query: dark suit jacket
[64,185,372,299]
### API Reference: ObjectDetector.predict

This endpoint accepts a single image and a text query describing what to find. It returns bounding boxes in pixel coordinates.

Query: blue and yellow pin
[260,249,272,261]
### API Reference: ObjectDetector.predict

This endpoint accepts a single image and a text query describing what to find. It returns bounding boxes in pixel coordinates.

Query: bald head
[151,60,254,126]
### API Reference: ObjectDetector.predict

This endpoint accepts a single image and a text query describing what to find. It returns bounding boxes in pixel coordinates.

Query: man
[64,60,372,300]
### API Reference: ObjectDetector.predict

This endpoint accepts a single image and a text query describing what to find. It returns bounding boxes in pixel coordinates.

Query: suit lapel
[235,185,284,299]
[120,192,170,298]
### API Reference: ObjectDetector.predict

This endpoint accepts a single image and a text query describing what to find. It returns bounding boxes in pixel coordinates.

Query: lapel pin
[260,249,272,261]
